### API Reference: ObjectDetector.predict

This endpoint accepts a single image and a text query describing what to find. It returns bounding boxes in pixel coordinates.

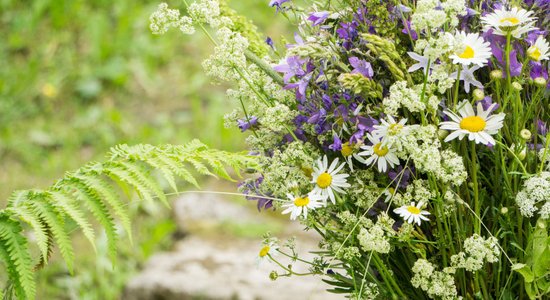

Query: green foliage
[0,140,256,299]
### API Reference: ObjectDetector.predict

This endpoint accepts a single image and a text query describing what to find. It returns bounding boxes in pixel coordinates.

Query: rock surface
[124,193,344,300]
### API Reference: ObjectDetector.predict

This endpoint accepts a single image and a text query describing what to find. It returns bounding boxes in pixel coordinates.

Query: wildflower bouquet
[151,0,549,298]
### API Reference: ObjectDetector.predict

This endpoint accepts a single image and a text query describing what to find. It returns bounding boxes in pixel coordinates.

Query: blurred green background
[0,0,289,298]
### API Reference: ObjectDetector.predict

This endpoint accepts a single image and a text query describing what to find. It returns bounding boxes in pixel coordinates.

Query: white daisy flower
[527,35,550,62]
[383,187,396,202]
[481,7,537,38]
[257,241,278,265]
[311,155,350,204]
[450,65,483,93]
[357,134,400,173]
[282,193,324,220]
[394,201,431,226]
[450,31,492,67]
[440,100,505,146]
[372,116,409,147]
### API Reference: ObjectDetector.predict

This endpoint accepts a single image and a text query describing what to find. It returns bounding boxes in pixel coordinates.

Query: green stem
[244,50,285,86]
[470,142,480,235]
[453,65,462,109]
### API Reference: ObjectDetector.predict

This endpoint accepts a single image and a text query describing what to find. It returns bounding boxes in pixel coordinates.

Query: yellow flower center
[317,173,332,188]
[499,17,520,25]
[294,196,310,207]
[529,46,542,61]
[458,45,475,59]
[388,123,403,135]
[373,143,389,157]
[341,142,353,157]
[460,116,486,132]
[407,206,421,215]
[259,246,270,257]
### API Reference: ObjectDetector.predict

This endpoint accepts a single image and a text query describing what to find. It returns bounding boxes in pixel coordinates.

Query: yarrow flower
[282,193,324,220]
[394,201,430,225]
[311,155,350,204]
[358,134,400,173]
[450,31,492,66]
[481,7,537,38]
[527,35,550,62]
[440,100,505,145]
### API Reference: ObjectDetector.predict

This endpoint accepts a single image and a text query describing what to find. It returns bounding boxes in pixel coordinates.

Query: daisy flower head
[357,134,400,173]
[311,155,351,204]
[282,193,324,220]
[527,36,550,62]
[257,241,278,265]
[372,116,408,147]
[440,100,505,146]
[450,31,492,67]
[481,7,537,38]
[394,201,430,226]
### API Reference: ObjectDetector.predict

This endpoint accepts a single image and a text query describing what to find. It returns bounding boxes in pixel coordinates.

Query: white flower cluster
[436,150,468,186]
[411,259,459,300]
[260,142,320,196]
[411,0,448,32]
[262,103,297,133]
[515,172,550,218]
[187,0,222,26]
[538,148,550,171]
[450,234,500,272]
[350,282,379,300]
[202,27,249,81]
[415,32,456,62]
[358,224,392,254]
[150,3,195,35]
[429,63,456,93]
[383,81,426,116]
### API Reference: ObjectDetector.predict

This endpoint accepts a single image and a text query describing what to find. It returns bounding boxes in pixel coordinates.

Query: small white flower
[357,134,400,173]
[372,116,409,147]
[394,201,430,225]
[340,142,357,171]
[257,242,278,265]
[450,65,483,93]
[450,31,492,67]
[311,155,350,204]
[527,35,550,62]
[481,7,537,38]
[440,100,505,146]
[407,52,430,74]
[282,193,324,220]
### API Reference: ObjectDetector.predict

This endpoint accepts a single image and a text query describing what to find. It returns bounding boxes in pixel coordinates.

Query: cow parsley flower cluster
[152,0,550,298]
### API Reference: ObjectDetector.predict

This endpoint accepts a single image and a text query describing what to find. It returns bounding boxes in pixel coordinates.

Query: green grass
[0,0,292,298]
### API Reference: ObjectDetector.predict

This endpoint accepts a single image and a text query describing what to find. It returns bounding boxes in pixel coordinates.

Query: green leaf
[513,263,534,283]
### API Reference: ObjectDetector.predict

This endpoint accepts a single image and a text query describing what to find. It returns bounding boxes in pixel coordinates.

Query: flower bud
[518,147,527,161]
[500,207,508,214]
[473,89,485,101]
[269,271,278,281]
[438,129,449,140]
[490,70,503,79]
[520,129,532,141]
[537,219,546,229]
[512,82,523,91]
[534,77,548,87]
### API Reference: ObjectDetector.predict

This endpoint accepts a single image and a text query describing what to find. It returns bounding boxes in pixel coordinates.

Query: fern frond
[28,196,75,274]
[6,191,51,267]
[0,140,257,299]
[77,175,133,244]
[47,191,96,252]
[0,214,36,299]
[69,181,118,265]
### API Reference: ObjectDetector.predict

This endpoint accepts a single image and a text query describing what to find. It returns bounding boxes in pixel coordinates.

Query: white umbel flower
[440,100,505,146]
[450,31,492,66]
[481,7,537,38]
[282,193,324,220]
[311,156,350,204]
[357,134,400,173]
[394,201,430,225]
[527,36,550,62]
